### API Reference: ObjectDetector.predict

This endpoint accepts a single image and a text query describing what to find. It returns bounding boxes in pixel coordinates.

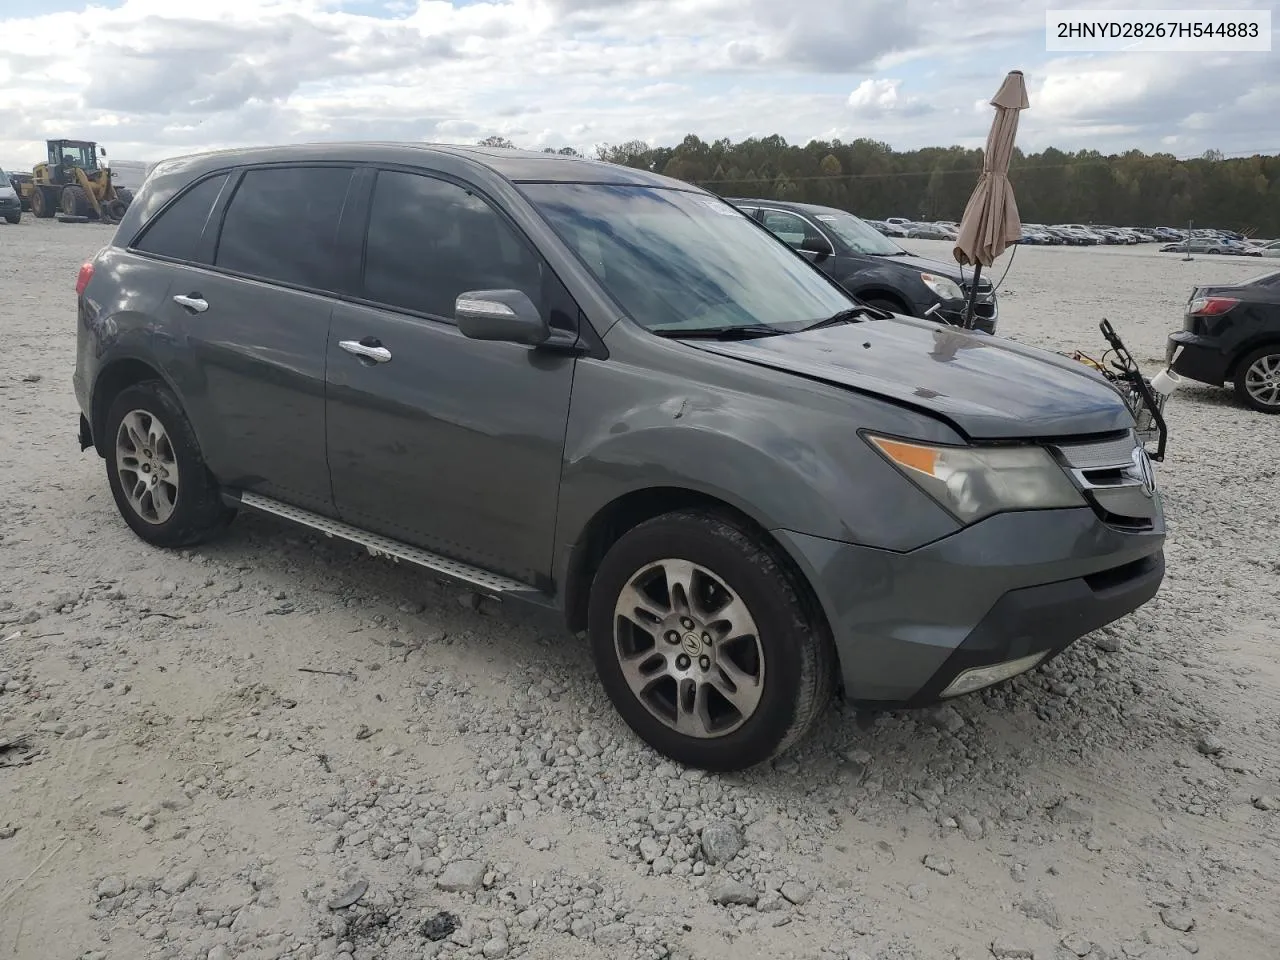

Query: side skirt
[232,490,556,608]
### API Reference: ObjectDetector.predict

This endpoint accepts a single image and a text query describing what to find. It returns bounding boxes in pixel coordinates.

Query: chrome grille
[1050,431,1158,529]
[1053,431,1138,469]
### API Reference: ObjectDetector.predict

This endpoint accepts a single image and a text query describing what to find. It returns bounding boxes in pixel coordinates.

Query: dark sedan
[1166,268,1280,413]
[726,198,998,334]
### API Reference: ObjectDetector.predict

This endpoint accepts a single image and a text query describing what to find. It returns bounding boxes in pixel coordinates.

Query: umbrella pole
[962,264,983,330]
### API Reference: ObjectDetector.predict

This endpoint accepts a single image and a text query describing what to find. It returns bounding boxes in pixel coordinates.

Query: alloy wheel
[115,409,180,524]
[1244,353,1280,408]
[612,558,765,739]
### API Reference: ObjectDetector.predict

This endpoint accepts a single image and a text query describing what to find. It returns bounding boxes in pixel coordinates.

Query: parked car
[726,198,999,333]
[907,222,954,240]
[0,166,21,224]
[1166,268,1280,413]
[1019,225,1057,245]
[1161,237,1228,255]
[870,219,910,238]
[74,143,1166,770]
[1256,240,1280,258]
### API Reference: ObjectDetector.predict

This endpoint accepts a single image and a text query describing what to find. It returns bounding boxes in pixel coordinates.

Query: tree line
[478,134,1280,235]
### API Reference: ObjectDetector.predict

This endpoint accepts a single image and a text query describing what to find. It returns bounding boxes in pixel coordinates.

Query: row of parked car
[866,216,1275,256]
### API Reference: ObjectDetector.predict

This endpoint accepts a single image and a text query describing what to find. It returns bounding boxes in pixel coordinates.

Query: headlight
[920,273,963,301]
[866,435,1085,524]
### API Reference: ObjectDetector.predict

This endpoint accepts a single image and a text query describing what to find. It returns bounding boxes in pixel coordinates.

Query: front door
[325,168,578,584]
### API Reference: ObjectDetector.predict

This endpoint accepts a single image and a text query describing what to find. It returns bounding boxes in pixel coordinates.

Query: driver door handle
[172,294,208,313]
[339,339,392,363]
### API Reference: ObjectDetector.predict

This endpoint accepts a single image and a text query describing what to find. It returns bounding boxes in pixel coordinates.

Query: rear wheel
[587,509,835,771]
[1233,345,1280,414]
[61,185,90,217]
[104,381,236,547]
[31,187,56,219]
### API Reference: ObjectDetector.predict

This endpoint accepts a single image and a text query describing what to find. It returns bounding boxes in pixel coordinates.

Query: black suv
[73,143,1164,771]
[1166,267,1280,413]
[727,198,998,334]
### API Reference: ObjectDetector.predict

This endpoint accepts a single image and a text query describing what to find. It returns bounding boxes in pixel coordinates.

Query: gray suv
[73,143,1166,771]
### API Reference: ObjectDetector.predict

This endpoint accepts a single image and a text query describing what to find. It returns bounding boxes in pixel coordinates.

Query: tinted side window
[133,174,228,262]
[214,166,353,289]
[362,170,543,320]
[761,210,826,251]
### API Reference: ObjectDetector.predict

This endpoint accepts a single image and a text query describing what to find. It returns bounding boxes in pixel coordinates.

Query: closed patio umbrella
[954,69,1029,330]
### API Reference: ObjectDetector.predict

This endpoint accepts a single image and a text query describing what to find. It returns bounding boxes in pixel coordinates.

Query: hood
[681,315,1133,440]
[870,251,989,288]
[0,183,15,199]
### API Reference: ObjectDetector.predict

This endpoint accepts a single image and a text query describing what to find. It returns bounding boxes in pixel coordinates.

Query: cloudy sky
[0,0,1276,169]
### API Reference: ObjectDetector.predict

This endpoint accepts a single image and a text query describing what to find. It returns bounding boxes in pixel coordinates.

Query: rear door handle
[339,340,392,363]
[173,293,208,313]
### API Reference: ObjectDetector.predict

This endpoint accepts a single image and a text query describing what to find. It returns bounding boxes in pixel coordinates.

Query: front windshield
[521,183,855,332]
[809,210,905,255]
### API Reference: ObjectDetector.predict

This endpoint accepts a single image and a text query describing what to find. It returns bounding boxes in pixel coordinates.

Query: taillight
[76,261,95,297]
[1187,296,1239,317]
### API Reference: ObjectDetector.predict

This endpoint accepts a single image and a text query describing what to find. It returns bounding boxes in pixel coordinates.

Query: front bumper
[775,506,1165,707]
[0,196,20,218]
[935,293,998,335]
[1167,331,1230,387]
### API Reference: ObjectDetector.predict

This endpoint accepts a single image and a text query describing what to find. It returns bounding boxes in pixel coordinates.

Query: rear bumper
[1167,331,1230,386]
[774,506,1165,707]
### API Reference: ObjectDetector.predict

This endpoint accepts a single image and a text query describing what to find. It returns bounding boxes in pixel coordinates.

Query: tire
[103,380,236,547]
[31,187,56,219]
[61,185,90,217]
[1232,345,1280,414]
[861,296,909,316]
[116,187,134,208]
[586,509,835,771]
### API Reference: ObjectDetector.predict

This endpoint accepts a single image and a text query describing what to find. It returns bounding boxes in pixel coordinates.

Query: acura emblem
[1131,446,1156,497]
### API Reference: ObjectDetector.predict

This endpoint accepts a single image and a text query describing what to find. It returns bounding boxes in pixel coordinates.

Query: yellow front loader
[22,139,134,224]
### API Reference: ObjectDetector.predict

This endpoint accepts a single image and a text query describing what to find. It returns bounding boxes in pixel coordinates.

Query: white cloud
[847,79,932,118]
[0,0,1276,170]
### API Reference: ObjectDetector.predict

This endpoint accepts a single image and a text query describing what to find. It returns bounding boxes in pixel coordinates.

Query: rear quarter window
[214,166,354,290]
[131,174,229,263]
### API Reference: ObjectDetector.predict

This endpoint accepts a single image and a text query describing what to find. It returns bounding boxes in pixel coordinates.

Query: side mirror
[800,235,830,258]
[455,289,549,346]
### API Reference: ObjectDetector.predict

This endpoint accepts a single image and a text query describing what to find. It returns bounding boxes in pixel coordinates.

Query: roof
[154,141,696,190]
[724,196,848,217]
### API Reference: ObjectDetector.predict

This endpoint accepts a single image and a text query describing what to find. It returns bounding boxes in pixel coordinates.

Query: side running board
[236,491,540,603]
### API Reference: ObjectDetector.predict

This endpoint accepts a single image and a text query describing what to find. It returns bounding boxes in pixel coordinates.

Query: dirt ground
[1,216,1277,960]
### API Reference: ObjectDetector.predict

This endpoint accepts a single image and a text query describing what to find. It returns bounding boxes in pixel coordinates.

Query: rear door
[156,163,357,514]
[323,167,578,584]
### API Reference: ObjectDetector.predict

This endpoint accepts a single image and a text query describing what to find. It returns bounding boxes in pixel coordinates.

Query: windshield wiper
[797,304,889,332]
[652,324,784,341]
[869,251,911,256]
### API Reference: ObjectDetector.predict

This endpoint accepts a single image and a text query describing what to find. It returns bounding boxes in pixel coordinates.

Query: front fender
[555,331,964,560]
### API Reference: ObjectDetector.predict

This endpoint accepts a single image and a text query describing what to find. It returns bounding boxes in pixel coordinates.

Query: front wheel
[1234,345,1280,414]
[587,510,835,771]
[103,381,237,546]
[861,296,909,316]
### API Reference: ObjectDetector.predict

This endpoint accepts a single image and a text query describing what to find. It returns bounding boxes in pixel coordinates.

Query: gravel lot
[2,215,1278,960]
